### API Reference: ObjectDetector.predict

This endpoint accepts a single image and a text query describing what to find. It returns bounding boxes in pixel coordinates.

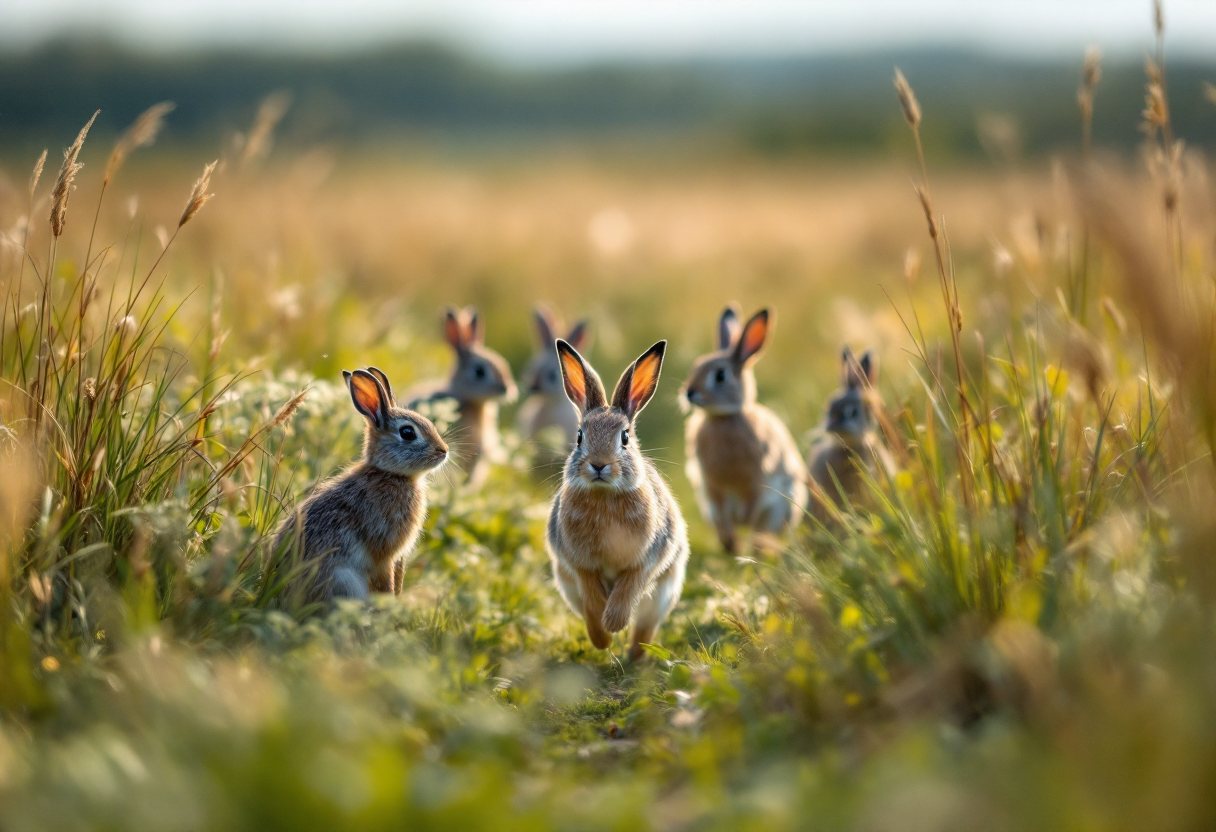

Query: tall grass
[2,12,1216,829]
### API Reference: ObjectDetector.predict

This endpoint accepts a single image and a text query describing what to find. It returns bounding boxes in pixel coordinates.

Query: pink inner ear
[445,314,464,349]
[350,375,382,421]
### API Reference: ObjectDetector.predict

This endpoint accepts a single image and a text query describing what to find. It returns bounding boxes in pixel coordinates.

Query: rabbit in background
[274,368,449,604]
[516,304,589,450]
[409,306,516,488]
[681,305,807,554]
[546,338,689,661]
[806,346,895,518]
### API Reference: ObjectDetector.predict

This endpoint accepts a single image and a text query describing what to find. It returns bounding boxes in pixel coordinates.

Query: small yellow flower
[41,656,60,672]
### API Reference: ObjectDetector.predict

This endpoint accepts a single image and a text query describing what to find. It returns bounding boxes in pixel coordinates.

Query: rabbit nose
[589,463,609,477]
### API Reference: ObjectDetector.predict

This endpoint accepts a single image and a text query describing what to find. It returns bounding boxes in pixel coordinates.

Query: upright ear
[733,308,770,366]
[841,345,866,389]
[555,339,607,413]
[365,367,394,405]
[566,319,590,351]
[859,350,878,386]
[718,304,742,350]
[533,305,557,349]
[612,340,666,420]
[464,307,484,346]
[444,308,466,352]
[348,369,390,428]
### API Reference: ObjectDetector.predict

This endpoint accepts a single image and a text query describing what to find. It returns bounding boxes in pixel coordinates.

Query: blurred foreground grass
[3,50,1216,831]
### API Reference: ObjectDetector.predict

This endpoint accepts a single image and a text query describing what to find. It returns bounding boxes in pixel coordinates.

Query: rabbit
[806,346,895,517]
[681,305,807,554]
[546,338,689,661]
[410,306,516,488]
[274,368,449,604]
[516,304,590,449]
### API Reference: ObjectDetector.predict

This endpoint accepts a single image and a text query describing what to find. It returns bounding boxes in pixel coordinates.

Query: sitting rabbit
[274,368,448,603]
[546,339,688,661]
[410,307,516,488]
[516,304,589,449]
[806,346,895,517]
[682,305,807,554]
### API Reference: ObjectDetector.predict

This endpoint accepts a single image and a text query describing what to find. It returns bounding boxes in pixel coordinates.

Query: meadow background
[3,4,1216,829]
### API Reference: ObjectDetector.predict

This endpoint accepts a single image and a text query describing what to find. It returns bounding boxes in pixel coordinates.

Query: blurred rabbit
[516,304,590,449]
[274,368,449,604]
[682,305,807,554]
[806,346,894,517]
[410,306,516,488]
[547,339,688,661]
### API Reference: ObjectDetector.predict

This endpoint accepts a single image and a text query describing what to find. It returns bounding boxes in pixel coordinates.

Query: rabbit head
[681,305,771,416]
[443,306,517,404]
[825,346,878,441]
[555,339,666,493]
[343,368,449,476]
[522,304,589,397]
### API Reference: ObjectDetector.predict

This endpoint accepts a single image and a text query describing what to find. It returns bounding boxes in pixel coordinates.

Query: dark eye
[621,429,629,446]
[547,371,557,383]
[399,424,417,442]
[474,365,487,379]
[714,368,727,384]
[576,429,583,447]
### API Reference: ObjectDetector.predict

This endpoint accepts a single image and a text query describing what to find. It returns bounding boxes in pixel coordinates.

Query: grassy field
[2,46,1216,831]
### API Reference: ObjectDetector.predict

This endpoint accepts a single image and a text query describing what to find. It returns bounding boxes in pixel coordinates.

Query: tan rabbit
[411,307,516,488]
[275,368,449,603]
[682,305,807,554]
[546,339,689,661]
[806,346,895,516]
[516,304,589,449]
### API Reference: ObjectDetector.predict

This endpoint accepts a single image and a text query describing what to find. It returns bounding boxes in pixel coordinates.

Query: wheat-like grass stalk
[49,110,99,238]
[240,92,292,169]
[28,150,47,200]
[179,161,217,228]
[104,102,175,187]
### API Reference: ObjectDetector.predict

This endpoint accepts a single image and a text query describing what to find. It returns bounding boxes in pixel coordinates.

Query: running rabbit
[275,368,449,603]
[806,346,894,516]
[411,307,516,488]
[682,305,807,554]
[516,304,589,448]
[546,339,689,661]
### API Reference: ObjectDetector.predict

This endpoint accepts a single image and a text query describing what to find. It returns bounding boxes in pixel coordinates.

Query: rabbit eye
[576,429,583,447]
[474,365,487,380]
[547,371,558,384]
[714,368,727,384]
[399,424,417,442]
[621,429,629,446]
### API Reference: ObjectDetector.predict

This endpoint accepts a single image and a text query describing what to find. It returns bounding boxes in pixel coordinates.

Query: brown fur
[682,306,807,553]
[806,346,895,520]
[547,340,689,660]
[275,369,448,604]
[409,307,516,488]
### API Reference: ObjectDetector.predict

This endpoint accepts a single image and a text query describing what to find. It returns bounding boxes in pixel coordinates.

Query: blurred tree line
[1,38,1214,158]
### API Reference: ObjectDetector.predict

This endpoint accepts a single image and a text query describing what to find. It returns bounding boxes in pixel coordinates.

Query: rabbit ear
[464,307,484,346]
[533,305,557,348]
[859,350,878,385]
[718,304,742,350]
[841,345,868,389]
[348,369,389,428]
[612,340,666,420]
[556,339,607,413]
[566,319,590,351]
[733,308,770,366]
[366,367,394,405]
[444,308,467,352]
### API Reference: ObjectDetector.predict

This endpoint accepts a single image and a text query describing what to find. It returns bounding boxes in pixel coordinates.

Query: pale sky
[1,0,1213,64]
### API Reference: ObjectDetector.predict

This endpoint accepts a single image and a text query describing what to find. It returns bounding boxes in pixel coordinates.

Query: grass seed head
[104,101,175,186]
[893,68,921,128]
[179,160,218,228]
[49,110,99,237]
[29,149,47,200]
[270,389,309,429]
